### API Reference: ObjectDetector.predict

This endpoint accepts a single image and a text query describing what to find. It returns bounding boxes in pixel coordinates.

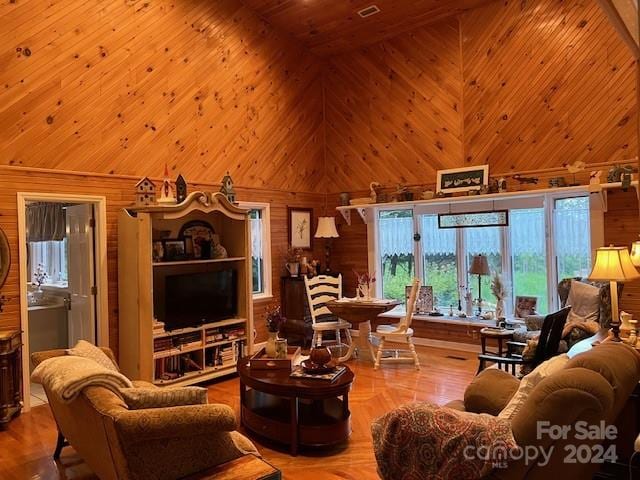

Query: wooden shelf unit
[118,192,254,386]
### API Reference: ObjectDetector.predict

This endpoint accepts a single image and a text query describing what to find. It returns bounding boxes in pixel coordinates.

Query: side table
[480,327,514,357]
[0,329,22,429]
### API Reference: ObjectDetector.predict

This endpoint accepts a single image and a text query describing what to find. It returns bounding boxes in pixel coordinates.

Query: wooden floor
[0,345,477,480]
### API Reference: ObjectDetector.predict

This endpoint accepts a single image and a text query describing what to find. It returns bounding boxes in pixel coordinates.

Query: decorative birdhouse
[220,171,236,203]
[175,174,187,203]
[158,164,177,204]
[135,177,156,206]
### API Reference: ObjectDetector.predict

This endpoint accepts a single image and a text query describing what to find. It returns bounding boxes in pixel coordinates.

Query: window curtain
[26,203,66,242]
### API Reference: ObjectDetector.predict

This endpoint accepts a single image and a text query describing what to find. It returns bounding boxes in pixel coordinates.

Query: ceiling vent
[357,5,381,18]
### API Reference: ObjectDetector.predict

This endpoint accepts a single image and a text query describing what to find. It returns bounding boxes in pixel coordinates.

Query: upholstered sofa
[372,341,640,479]
[31,348,258,480]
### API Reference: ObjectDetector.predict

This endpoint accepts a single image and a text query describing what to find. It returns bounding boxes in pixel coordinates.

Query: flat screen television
[163,269,238,330]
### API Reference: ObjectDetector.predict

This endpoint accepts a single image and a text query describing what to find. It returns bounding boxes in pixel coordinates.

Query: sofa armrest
[113,403,237,443]
[464,369,520,415]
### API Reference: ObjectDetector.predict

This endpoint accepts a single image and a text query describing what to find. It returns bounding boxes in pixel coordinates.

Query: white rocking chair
[372,278,420,370]
[304,274,352,352]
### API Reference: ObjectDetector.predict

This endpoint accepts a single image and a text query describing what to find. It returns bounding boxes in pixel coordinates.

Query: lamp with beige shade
[314,216,339,273]
[588,245,640,342]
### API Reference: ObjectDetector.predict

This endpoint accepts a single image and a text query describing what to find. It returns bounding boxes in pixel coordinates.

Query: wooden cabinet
[118,192,253,387]
[281,277,307,321]
[0,330,22,429]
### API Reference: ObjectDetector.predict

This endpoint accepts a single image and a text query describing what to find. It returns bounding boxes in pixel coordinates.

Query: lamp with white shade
[588,245,640,342]
[314,216,339,273]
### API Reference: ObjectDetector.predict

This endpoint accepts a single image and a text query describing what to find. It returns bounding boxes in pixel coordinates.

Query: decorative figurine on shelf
[212,234,228,259]
[607,164,637,183]
[512,174,539,185]
[622,172,633,191]
[464,288,473,317]
[175,174,187,203]
[220,171,236,204]
[158,164,177,204]
[135,176,156,206]
[491,272,507,320]
[589,171,602,185]
[549,177,567,188]
[497,177,507,193]
[564,160,586,186]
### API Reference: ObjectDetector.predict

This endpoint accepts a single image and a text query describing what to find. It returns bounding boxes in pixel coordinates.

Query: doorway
[17,193,109,411]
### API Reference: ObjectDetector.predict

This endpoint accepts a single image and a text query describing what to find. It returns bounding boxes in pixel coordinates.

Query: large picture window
[375,194,595,315]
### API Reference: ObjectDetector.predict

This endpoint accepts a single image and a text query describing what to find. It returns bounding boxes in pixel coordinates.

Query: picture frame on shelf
[436,165,489,194]
[406,285,434,314]
[288,207,313,250]
[162,239,186,261]
[515,295,538,318]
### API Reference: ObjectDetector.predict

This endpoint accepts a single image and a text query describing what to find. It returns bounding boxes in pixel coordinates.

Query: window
[421,215,457,307]
[29,239,68,285]
[240,203,272,300]
[374,194,596,315]
[379,210,414,301]
[510,208,548,313]
[554,197,591,281]
[465,226,503,309]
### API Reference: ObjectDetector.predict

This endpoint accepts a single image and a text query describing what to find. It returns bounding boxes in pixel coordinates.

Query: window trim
[372,191,603,314]
[239,202,273,301]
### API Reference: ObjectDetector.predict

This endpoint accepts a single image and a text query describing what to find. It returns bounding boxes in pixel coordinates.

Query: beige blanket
[31,355,133,403]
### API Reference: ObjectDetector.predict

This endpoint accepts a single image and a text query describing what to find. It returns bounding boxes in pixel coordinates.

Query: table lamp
[588,245,640,341]
[314,216,339,272]
[631,237,640,267]
[469,254,491,317]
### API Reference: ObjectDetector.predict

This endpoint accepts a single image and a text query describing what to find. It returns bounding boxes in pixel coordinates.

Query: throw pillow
[498,353,570,420]
[67,340,119,372]
[120,386,208,409]
[566,280,600,324]
[372,403,518,480]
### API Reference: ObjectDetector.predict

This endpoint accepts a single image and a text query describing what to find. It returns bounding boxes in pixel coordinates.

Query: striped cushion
[120,386,208,409]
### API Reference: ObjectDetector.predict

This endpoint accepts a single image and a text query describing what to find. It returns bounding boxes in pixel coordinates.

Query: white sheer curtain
[29,239,68,285]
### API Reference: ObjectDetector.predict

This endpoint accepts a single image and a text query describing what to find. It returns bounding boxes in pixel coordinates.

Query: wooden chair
[303,274,352,350]
[372,278,420,370]
[477,306,571,375]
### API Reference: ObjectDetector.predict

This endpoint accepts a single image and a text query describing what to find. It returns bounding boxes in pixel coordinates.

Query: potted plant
[285,247,302,277]
[354,270,376,300]
[265,305,286,358]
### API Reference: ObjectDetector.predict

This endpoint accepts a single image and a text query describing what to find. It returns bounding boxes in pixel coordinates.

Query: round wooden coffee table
[237,358,354,455]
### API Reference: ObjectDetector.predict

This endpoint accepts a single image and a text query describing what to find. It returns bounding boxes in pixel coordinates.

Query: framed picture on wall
[436,165,489,194]
[288,207,313,250]
[515,295,538,318]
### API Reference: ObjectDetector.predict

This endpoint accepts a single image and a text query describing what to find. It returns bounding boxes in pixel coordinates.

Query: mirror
[0,228,9,288]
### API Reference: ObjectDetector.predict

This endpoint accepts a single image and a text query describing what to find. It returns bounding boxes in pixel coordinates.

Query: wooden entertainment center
[118,192,253,387]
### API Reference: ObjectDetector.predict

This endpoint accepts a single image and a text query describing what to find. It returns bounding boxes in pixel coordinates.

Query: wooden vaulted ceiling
[241,0,496,56]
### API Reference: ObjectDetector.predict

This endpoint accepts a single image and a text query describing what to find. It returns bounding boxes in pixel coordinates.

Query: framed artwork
[406,285,433,314]
[288,207,313,250]
[438,210,509,229]
[515,296,538,318]
[162,239,186,261]
[179,220,214,259]
[436,165,489,194]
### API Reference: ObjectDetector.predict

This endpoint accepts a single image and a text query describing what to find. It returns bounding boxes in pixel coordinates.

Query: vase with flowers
[265,305,286,358]
[354,270,376,301]
[31,264,48,304]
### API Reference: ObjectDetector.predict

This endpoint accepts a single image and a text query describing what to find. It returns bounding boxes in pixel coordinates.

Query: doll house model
[135,177,156,206]
[220,171,236,203]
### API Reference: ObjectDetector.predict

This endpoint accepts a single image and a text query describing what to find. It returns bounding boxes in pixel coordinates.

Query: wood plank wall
[0,167,325,353]
[324,0,637,193]
[0,0,325,193]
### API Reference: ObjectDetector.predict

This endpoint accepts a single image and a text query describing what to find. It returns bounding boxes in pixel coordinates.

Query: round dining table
[326,298,401,363]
